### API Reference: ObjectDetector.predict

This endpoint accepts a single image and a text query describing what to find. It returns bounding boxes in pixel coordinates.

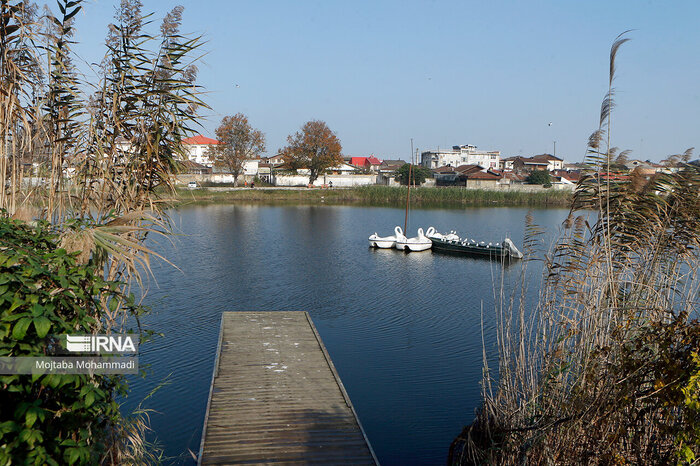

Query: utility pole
[405,138,414,233]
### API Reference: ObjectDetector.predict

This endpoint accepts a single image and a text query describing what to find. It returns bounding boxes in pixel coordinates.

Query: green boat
[429,236,523,260]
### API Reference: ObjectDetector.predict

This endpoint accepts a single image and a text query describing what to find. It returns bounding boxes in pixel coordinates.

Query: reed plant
[450,32,700,464]
[0,0,205,462]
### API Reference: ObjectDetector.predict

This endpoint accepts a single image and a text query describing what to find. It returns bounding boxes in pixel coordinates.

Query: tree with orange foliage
[279,120,343,184]
[210,113,266,186]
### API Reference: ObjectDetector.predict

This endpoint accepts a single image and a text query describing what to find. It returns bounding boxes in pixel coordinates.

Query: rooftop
[182,134,220,145]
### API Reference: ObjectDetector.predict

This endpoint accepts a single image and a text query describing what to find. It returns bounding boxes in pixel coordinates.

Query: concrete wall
[465,179,500,189]
[494,182,575,192]
[273,174,377,187]
[175,173,257,185]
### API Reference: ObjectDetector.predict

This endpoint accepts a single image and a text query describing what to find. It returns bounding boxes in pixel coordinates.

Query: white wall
[273,174,377,187]
[325,174,377,187]
[243,159,259,175]
[422,148,500,169]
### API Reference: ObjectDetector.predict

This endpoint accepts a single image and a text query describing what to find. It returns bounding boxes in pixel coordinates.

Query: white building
[182,134,220,167]
[242,159,260,176]
[421,144,500,170]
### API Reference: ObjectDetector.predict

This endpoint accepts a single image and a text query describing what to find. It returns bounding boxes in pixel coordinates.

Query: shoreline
[171,185,573,208]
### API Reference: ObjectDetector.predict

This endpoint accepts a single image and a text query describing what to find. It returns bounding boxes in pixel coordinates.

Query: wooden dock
[198,311,378,465]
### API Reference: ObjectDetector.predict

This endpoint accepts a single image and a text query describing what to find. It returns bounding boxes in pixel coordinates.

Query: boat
[368,141,432,252]
[427,228,523,259]
[425,227,459,242]
[395,227,432,252]
[369,226,404,249]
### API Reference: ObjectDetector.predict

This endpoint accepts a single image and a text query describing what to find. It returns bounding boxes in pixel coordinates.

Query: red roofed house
[350,155,383,172]
[182,134,220,167]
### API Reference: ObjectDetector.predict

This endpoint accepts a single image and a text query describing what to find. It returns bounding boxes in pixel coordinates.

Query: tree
[210,114,266,185]
[394,164,431,185]
[526,169,552,185]
[279,120,342,184]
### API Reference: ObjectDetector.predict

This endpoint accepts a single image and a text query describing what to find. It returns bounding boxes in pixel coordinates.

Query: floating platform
[198,311,378,465]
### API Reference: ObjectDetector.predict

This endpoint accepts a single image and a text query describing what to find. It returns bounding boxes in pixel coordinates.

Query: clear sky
[71,0,700,162]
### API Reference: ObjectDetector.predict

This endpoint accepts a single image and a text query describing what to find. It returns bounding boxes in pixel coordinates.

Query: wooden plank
[198,312,378,465]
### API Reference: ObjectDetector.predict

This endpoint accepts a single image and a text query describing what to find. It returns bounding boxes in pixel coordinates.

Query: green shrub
[525,169,552,185]
[0,216,142,465]
[394,164,432,185]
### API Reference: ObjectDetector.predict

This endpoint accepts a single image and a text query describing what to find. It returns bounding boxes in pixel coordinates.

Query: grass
[171,185,573,208]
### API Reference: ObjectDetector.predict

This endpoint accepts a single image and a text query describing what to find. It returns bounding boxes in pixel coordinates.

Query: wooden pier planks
[199,311,378,465]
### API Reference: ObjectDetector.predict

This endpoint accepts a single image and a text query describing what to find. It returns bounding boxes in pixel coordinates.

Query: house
[258,163,272,183]
[350,156,383,172]
[379,159,406,171]
[327,162,358,174]
[500,156,518,170]
[182,134,220,167]
[504,154,564,173]
[499,171,526,185]
[211,158,260,177]
[377,159,406,185]
[530,154,564,171]
[243,159,260,176]
[179,159,212,175]
[261,154,285,167]
[455,164,484,175]
[552,170,581,184]
[421,144,500,170]
[434,165,491,186]
[463,170,503,188]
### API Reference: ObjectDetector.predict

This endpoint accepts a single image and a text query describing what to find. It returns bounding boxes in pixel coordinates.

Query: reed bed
[450,33,700,465]
[173,185,573,207]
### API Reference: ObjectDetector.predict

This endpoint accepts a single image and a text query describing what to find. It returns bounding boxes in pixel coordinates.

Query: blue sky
[71,0,700,162]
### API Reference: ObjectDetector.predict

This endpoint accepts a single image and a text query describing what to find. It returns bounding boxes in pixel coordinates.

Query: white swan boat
[395,227,432,252]
[369,226,404,249]
[425,227,460,242]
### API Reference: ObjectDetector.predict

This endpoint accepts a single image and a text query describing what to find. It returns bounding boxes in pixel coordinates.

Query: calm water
[124,204,570,465]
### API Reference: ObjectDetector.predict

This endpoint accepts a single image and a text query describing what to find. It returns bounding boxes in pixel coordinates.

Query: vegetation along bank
[173,185,573,207]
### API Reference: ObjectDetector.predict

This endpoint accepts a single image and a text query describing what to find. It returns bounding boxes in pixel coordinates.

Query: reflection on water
[125,204,570,465]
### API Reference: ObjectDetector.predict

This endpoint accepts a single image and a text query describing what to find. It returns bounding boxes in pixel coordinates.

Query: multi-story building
[182,134,220,167]
[421,144,500,170]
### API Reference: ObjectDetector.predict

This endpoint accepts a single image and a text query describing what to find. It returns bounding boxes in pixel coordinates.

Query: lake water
[124,204,570,465]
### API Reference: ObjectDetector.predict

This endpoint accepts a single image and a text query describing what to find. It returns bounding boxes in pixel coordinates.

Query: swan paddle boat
[395,227,433,252]
[369,226,404,249]
[425,227,460,242]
